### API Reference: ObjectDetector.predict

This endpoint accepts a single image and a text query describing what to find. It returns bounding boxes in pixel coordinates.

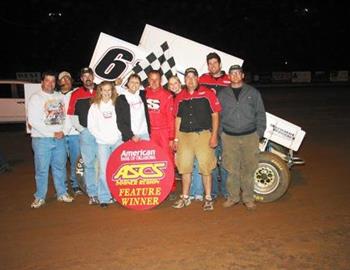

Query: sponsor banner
[16,72,41,83]
[255,72,272,83]
[312,71,329,82]
[330,70,348,82]
[139,24,243,79]
[263,112,306,151]
[106,140,174,211]
[291,71,311,83]
[271,72,292,83]
[89,32,147,84]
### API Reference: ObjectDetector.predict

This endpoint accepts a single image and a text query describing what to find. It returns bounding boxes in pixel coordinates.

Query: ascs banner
[106,140,174,211]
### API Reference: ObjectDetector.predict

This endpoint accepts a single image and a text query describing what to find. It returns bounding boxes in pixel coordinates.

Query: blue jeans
[80,129,98,197]
[212,143,229,198]
[97,141,122,203]
[64,135,80,189]
[190,158,203,197]
[32,137,68,200]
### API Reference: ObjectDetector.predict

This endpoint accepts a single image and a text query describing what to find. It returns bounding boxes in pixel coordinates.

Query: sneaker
[222,198,239,208]
[31,198,45,208]
[203,199,214,211]
[108,198,116,204]
[172,195,191,209]
[244,201,256,210]
[57,194,74,203]
[100,203,108,208]
[72,187,83,195]
[89,196,99,205]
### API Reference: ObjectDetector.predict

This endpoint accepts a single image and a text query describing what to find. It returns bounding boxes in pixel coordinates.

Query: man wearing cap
[198,52,231,200]
[67,67,99,205]
[58,71,83,195]
[173,67,221,211]
[218,65,266,210]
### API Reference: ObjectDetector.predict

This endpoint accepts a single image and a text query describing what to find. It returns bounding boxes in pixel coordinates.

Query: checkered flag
[132,41,177,87]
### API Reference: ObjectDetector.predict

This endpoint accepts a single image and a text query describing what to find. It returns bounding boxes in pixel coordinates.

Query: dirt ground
[1,86,349,270]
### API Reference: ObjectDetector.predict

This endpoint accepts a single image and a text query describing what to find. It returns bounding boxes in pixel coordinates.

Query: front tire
[254,152,290,203]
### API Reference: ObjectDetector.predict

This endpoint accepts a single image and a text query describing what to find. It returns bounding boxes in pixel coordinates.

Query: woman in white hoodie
[88,81,122,208]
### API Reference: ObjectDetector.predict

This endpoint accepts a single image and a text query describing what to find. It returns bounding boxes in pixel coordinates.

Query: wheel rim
[254,162,280,194]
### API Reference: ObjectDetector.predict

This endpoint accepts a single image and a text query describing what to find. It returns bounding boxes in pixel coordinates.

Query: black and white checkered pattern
[132,41,176,87]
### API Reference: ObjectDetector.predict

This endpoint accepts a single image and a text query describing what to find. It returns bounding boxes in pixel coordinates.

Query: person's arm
[207,90,221,148]
[255,91,266,138]
[166,94,175,148]
[209,112,219,148]
[63,115,73,135]
[62,94,73,135]
[115,96,134,142]
[70,115,85,133]
[87,105,105,141]
[173,116,182,151]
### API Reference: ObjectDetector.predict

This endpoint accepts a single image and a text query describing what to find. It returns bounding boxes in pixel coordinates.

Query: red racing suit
[145,86,176,192]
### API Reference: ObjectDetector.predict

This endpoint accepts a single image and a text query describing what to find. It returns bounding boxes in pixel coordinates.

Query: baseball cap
[58,71,72,81]
[80,67,94,76]
[184,67,198,77]
[228,65,243,73]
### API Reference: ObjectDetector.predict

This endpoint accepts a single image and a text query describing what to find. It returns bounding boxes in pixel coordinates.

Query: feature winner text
[119,186,161,206]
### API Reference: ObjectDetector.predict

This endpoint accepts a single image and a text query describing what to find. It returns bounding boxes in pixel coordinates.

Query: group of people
[28,52,266,211]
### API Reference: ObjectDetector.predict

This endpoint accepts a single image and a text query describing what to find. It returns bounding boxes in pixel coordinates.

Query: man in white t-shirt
[28,71,74,208]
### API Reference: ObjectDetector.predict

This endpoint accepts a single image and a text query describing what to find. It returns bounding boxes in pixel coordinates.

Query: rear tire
[254,152,290,203]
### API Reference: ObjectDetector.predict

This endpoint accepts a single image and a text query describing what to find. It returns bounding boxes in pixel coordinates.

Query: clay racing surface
[1,85,349,270]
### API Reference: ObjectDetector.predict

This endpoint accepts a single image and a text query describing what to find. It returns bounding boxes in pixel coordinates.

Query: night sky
[1,0,349,79]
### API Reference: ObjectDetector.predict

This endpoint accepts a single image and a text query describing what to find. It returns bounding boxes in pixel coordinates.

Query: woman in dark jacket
[115,74,150,142]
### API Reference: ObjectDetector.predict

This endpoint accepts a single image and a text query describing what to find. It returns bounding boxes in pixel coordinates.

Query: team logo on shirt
[44,99,65,125]
[147,99,160,111]
[103,111,113,118]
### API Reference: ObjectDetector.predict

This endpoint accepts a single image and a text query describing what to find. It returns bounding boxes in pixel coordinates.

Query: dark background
[1,0,349,79]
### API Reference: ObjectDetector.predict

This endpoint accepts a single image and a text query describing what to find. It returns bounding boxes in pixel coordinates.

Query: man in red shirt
[198,52,230,199]
[67,67,99,205]
[173,68,221,211]
[145,70,176,199]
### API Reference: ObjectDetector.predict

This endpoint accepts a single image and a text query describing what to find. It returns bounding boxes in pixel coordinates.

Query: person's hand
[169,140,174,151]
[172,139,178,152]
[209,135,218,148]
[54,131,64,139]
[115,78,123,86]
[131,135,140,142]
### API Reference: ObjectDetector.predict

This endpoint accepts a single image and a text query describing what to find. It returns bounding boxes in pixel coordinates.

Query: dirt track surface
[1,86,350,270]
